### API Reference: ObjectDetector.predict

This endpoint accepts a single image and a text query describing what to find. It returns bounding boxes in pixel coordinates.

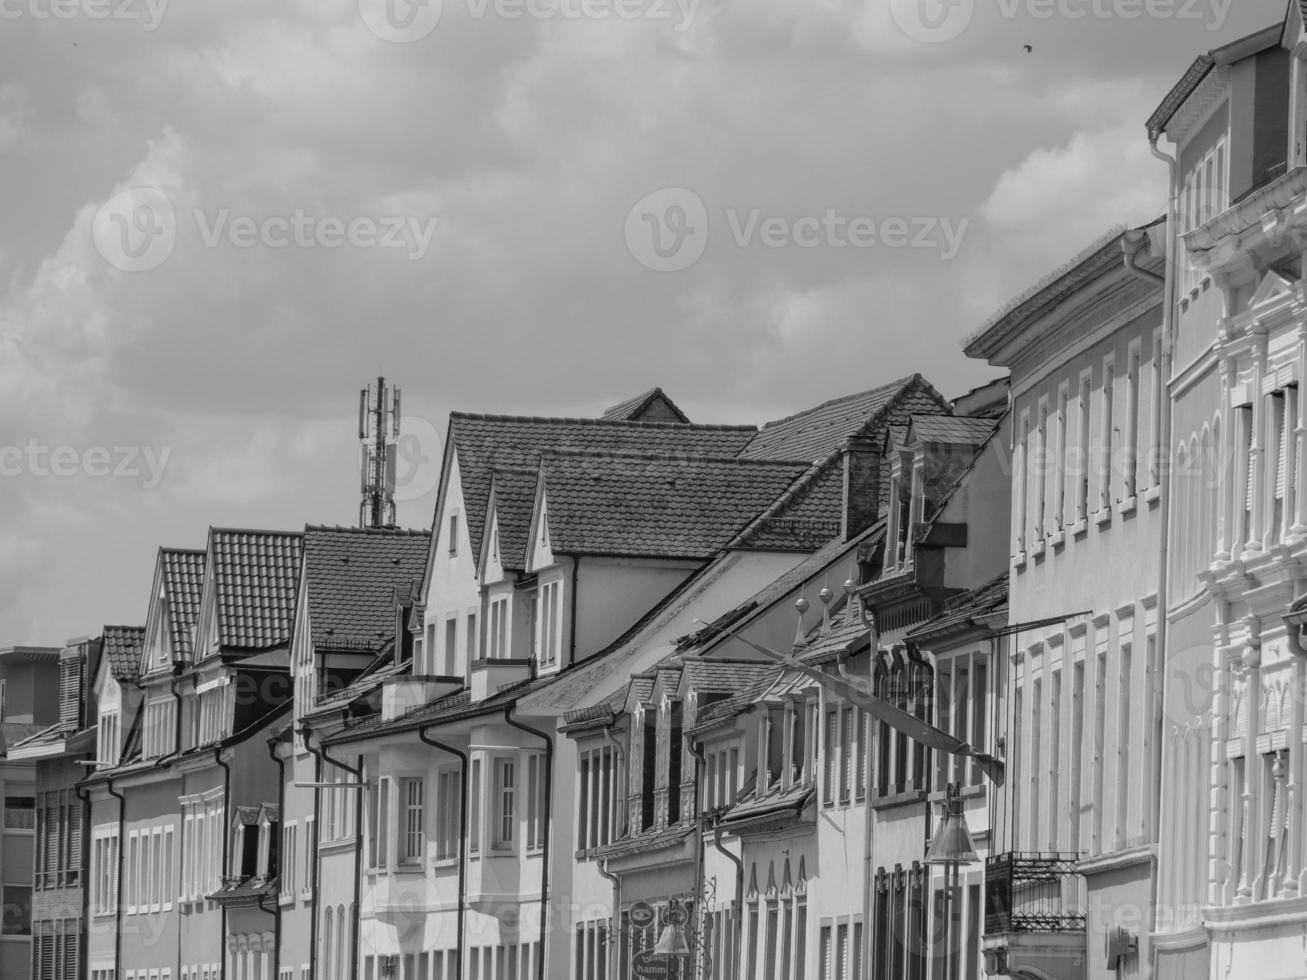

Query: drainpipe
[214,746,232,980]
[170,663,185,758]
[599,721,623,980]
[104,774,126,979]
[319,743,364,980]
[710,823,744,980]
[417,726,467,976]
[687,741,708,980]
[299,724,325,980]
[503,703,552,980]
[266,734,287,980]
[73,781,92,980]
[1147,131,1179,979]
[569,558,581,665]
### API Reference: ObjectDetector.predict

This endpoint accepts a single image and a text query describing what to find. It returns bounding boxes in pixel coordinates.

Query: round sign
[629,901,656,930]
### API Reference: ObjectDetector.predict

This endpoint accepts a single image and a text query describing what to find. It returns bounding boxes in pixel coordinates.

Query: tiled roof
[681,660,777,694]
[302,526,430,653]
[102,625,145,683]
[676,522,885,659]
[907,574,1008,642]
[739,375,936,462]
[324,676,551,745]
[910,415,999,447]
[725,460,843,552]
[602,388,691,424]
[0,722,48,756]
[449,414,758,563]
[160,549,205,660]
[560,689,625,731]
[538,451,811,559]
[486,467,540,570]
[689,673,779,735]
[208,529,304,650]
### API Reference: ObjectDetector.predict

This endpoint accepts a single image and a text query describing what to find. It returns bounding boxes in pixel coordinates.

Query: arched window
[323,907,333,980]
[336,904,347,980]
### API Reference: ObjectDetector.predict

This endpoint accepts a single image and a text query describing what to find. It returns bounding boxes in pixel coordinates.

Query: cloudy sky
[0,0,1282,643]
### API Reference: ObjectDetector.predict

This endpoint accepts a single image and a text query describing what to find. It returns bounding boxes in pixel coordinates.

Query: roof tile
[208,530,304,650]
[102,625,145,683]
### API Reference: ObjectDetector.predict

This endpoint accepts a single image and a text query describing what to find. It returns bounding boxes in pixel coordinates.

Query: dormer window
[538,580,561,669]
[488,597,510,659]
[57,653,82,730]
[96,711,120,767]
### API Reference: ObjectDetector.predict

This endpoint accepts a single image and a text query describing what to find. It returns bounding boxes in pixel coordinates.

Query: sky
[0,0,1285,644]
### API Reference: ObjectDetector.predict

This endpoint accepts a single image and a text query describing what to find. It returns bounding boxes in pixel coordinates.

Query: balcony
[984,853,1086,979]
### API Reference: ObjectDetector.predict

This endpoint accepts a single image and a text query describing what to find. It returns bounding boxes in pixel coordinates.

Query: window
[1035,401,1048,537]
[58,655,83,728]
[91,827,119,916]
[436,769,460,861]
[577,746,616,851]
[495,758,515,848]
[1116,640,1133,850]
[1054,385,1069,528]
[470,759,482,855]
[1077,371,1092,520]
[445,618,458,676]
[1015,413,1029,552]
[448,513,459,555]
[281,822,298,897]
[97,711,120,767]
[143,699,177,760]
[36,790,82,889]
[489,598,509,660]
[527,753,546,851]
[539,581,561,667]
[370,776,391,869]
[467,612,478,663]
[2,884,30,935]
[400,778,424,865]
[1125,345,1141,498]
[3,796,33,830]
[1100,357,1115,510]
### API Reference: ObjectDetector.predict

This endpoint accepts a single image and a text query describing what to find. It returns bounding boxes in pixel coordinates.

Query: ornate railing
[985,853,1086,935]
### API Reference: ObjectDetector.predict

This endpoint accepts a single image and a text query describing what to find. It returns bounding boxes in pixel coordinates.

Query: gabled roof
[909,415,999,447]
[602,388,691,424]
[483,467,541,571]
[689,673,780,736]
[446,414,758,564]
[204,529,304,651]
[301,526,430,653]
[160,549,205,660]
[534,451,811,560]
[738,375,944,462]
[102,625,146,683]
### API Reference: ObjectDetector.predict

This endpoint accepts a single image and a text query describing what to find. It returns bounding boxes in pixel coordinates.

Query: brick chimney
[842,435,881,540]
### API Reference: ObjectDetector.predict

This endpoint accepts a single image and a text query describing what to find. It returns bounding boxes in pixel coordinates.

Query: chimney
[842,435,881,540]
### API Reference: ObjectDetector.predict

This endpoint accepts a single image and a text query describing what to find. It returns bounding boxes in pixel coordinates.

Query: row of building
[8,6,1307,980]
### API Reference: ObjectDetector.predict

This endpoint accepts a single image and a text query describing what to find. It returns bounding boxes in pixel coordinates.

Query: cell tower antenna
[359,376,401,528]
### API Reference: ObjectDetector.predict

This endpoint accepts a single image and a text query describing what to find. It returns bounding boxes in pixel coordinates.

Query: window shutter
[1277,396,1290,500]
[59,658,80,728]
[44,793,58,886]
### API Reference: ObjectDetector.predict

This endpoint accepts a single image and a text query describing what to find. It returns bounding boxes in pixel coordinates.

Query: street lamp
[925,782,979,980]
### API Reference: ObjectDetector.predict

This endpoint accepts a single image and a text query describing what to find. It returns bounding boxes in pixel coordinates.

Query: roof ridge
[752,375,916,432]
[160,546,205,555]
[209,526,306,539]
[303,524,430,536]
[451,411,755,432]
[539,448,811,466]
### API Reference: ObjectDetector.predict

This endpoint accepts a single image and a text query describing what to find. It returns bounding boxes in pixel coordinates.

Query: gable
[1250,268,1294,310]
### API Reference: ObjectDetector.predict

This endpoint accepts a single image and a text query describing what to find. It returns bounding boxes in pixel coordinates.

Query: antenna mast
[359,376,400,528]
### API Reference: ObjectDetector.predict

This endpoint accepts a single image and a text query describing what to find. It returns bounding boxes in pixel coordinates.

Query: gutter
[710,822,744,980]
[319,742,364,980]
[266,733,287,980]
[213,746,232,980]
[105,774,127,979]
[417,726,468,976]
[503,703,553,980]
[1146,132,1178,979]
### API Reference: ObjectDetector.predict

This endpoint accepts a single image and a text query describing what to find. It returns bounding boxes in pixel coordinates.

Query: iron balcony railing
[985,852,1086,936]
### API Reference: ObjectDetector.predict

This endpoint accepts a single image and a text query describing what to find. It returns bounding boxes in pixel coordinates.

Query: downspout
[417,726,467,976]
[170,663,185,757]
[73,781,92,980]
[1146,130,1179,979]
[267,734,287,980]
[104,774,126,979]
[569,557,581,665]
[686,741,708,980]
[299,724,325,980]
[214,746,232,980]
[319,743,364,980]
[503,703,553,980]
[599,719,624,980]
[710,822,743,980]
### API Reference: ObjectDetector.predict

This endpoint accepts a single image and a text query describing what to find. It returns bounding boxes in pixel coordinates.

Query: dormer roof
[602,388,691,424]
